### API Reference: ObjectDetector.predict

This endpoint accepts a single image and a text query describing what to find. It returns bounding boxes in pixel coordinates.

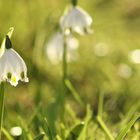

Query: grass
[0,0,140,139]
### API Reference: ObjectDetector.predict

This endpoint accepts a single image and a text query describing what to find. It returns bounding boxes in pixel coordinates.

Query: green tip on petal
[7,27,14,38]
[5,35,12,49]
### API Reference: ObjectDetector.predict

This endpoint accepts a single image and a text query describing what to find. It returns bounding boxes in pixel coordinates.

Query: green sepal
[0,27,14,56]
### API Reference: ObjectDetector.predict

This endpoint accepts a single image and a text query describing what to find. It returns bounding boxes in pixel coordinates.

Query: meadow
[0,0,140,139]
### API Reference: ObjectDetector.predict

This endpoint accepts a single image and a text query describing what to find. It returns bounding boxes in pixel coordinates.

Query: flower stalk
[71,0,77,6]
[62,34,68,84]
[0,82,5,139]
[62,34,68,105]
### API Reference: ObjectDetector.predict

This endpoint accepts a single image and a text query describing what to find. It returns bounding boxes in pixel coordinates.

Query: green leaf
[116,113,140,140]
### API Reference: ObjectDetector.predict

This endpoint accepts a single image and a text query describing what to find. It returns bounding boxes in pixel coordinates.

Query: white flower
[46,32,79,64]
[10,126,22,136]
[129,49,140,64]
[0,35,28,86]
[60,6,93,35]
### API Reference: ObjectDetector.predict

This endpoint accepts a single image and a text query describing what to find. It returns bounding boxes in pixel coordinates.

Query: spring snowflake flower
[60,6,93,35]
[46,32,79,64]
[0,35,28,86]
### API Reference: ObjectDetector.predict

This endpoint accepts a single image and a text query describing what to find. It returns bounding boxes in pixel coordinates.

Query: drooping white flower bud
[60,6,93,35]
[0,32,28,86]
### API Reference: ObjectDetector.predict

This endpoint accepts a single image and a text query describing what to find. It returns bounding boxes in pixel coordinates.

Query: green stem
[63,35,67,84]
[97,91,114,140]
[71,0,77,6]
[0,83,5,139]
[60,34,68,117]
[62,34,68,97]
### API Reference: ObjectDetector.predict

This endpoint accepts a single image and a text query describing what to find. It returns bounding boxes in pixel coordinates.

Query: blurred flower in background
[60,6,93,35]
[118,63,132,79]
[129,49,140,64]
[45,32,79,64]
[10,126,22,137]
[93,42,109,57]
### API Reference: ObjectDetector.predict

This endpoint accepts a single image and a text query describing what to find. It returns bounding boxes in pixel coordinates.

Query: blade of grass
[78,105,92,140]
[56,135,63,140]
[2,128,13,140]
[44,118,53,140]
[28,103,42,127]
[66,122,84,140]
[97,116,115,140]
[37,115,53,140]
[65,79,85,108]
[18,116,33,140]
[97,91,104,118]
[34,132,45,140]
[96,91,114,140]
[116,113,140,140]
[120,102,140,126]
[65,104,78,122]
[0,83,5,139]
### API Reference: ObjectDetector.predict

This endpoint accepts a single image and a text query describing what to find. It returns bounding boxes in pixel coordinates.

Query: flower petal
[60,6,93,35]
[0,48,28,86]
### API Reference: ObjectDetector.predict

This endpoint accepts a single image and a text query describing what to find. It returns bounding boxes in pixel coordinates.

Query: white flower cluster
[46,2,93,64]
[0,28,28,86]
